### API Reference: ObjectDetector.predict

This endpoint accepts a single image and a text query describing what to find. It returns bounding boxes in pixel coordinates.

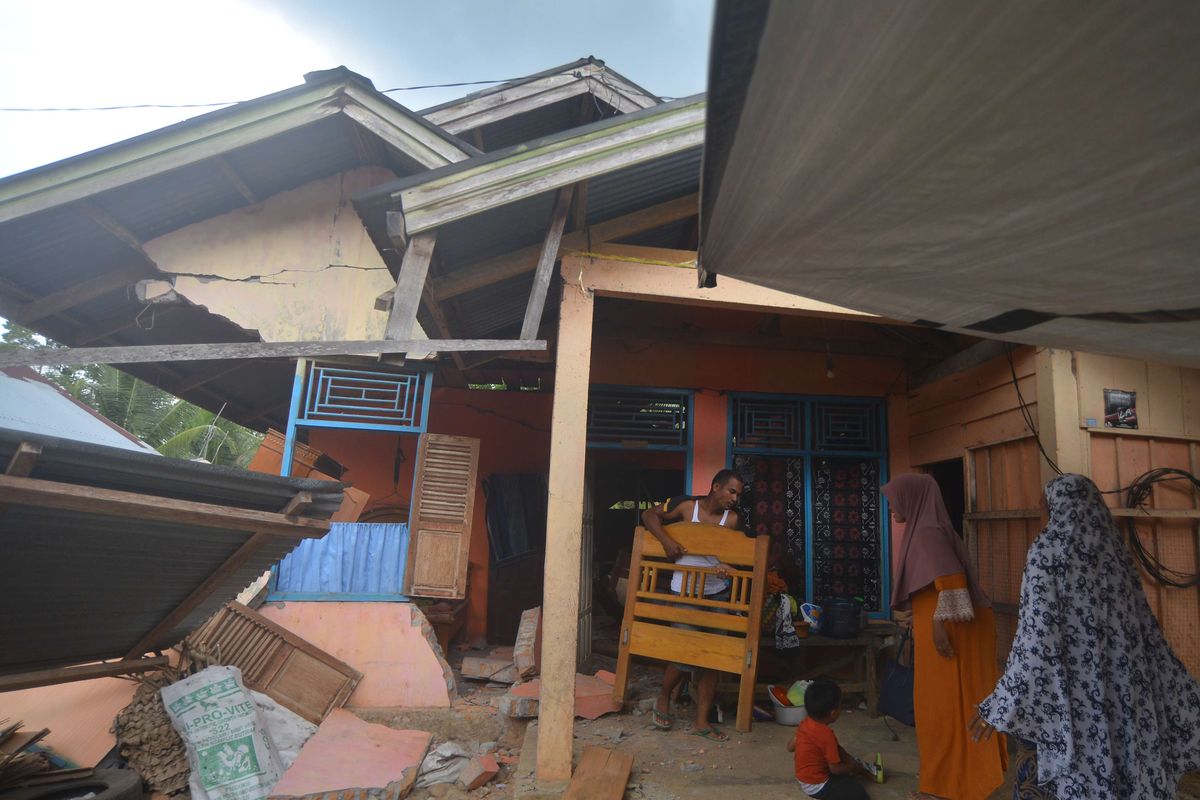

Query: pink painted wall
[258,602,453,708]
[308,387,554,641]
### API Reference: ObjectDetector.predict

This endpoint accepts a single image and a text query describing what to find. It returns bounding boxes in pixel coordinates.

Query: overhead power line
[0,76,530,113]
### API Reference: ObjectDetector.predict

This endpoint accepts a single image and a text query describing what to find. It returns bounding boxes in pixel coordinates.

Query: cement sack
[163,666,286,800]
[247,691,317,770]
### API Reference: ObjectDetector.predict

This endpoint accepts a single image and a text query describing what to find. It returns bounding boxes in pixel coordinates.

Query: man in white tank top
[640,469,745,742]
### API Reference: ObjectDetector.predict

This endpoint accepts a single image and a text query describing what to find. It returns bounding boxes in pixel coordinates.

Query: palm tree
[1,323,262,466]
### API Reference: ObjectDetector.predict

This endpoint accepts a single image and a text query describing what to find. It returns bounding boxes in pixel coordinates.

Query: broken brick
[457,754,499,790]
[497,692,539,719]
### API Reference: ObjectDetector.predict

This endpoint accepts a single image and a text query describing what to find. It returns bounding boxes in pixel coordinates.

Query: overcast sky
[0,0,713,179]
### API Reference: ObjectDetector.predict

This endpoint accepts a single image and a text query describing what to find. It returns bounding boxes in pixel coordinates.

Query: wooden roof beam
[213,155,259,204]
[0,337,548,368]
[391,96,703,236]
[429,193,698,302]
[521,186,574,340]
[12,262,155,325]
[0,656,170,693]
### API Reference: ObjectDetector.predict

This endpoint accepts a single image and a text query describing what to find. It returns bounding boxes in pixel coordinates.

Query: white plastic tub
[767,685,808,726]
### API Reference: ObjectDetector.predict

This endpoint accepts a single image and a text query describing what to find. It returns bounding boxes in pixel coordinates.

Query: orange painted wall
[308,387,553,640]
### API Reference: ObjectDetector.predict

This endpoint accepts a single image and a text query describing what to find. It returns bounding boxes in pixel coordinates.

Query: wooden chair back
[612,522,769,732]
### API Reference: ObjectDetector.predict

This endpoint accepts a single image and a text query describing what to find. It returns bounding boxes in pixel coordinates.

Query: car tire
[0,768,143,800]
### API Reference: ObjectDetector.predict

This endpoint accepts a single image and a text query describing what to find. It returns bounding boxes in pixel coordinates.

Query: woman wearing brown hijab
[882,474,1007,800]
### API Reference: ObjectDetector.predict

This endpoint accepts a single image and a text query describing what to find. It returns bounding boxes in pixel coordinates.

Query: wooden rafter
[0,474,331,538]
[429,194,698,302]
[74,305,180,346]
[79,202,149,258]
[5,443,42,477]
[12,262,154,325]
[521,186,574,340]
[910,339,1011,390]
[0,338,547,368]
[0,656,170,693]
[172,360,251,394]
[125,531,271,658]
[213,155,259,204]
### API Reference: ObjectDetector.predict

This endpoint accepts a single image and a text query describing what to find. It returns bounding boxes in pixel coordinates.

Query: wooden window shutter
[403,433,480,599]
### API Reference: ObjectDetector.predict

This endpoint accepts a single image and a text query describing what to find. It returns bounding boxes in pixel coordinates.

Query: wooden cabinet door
[403,433,480,599]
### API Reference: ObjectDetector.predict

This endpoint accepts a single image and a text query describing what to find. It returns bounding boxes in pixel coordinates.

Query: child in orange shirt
[788,680,873,799]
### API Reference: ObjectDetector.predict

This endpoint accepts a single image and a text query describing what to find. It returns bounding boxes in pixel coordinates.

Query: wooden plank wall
[907,347,1037,466]
[965,437,1044,663]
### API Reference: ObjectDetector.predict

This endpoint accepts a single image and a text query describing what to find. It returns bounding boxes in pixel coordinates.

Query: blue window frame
[586,385,694,492]
[728,393,891,617]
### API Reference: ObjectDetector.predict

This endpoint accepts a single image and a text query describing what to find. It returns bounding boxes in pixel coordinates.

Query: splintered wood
[563,747,634,800]
[0,719,60,791]
[185,602,362,723]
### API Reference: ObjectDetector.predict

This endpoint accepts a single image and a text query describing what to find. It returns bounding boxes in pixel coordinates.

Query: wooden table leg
[866,639,879,717]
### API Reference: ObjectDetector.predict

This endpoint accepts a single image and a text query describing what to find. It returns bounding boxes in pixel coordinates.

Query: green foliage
[1,322,262,467]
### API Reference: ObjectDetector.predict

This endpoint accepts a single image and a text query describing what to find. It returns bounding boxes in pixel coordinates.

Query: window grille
[587,389,689,448]
[813,402,880,452]
[732,397,803,450]
[298,364,430,432]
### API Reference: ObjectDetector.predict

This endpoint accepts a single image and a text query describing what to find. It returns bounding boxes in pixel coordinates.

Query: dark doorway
[927,458,966,536]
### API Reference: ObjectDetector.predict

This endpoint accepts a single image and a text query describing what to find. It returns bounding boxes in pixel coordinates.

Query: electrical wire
[1005,344,1062,475]
[1118,467,1200,588]
[0,76,530,113]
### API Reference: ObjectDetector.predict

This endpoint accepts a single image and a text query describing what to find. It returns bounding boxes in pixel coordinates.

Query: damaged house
[1,54,1198,788]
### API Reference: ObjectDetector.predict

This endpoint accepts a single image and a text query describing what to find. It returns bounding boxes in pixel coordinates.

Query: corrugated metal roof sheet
[0,427,343,674]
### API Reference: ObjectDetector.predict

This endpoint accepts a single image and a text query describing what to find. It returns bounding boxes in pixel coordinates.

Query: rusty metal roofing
[0,427,344,675]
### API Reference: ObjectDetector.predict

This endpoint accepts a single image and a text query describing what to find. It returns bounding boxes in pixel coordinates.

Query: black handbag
[878,628,915,727]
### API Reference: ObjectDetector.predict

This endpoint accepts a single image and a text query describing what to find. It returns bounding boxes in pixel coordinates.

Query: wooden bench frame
[612,523,769,731]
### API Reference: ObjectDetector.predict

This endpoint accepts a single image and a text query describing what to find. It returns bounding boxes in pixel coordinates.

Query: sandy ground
[358,645,1200,800]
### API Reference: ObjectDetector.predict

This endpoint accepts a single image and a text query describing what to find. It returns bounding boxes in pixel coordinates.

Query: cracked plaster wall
[143,166,424,342]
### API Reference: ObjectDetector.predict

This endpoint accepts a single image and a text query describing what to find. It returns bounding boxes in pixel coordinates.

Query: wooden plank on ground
[0,337,546,368]
[563,746,634,800]
[185,602,362,723]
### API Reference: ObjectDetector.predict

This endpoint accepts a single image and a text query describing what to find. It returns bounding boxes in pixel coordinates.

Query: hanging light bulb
[826,351,835,379]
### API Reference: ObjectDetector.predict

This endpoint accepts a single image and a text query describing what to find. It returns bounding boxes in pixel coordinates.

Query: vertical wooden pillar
[1036,347,1086,484]
[536,262,594,786]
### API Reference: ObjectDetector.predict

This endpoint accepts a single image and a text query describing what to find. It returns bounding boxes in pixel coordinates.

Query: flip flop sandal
[651,708,672,730]
[692,726,729,743]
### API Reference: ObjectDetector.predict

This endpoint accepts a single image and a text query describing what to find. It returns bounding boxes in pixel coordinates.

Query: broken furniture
[613,523,770,732]
[184,602,363,724]
[423,598,469,655]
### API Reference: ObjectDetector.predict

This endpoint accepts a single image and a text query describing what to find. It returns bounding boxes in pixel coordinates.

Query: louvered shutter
[403,433,480,599]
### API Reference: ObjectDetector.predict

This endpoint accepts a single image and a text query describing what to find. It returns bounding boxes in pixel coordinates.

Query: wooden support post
[0,656,170,693]
[1035,347,1085,483]
[520,186,574,341]
[536,263,594,786]
[385,231,437,342]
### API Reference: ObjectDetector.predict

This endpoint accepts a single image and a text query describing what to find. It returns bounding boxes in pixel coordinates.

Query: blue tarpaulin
[271,522,409,599]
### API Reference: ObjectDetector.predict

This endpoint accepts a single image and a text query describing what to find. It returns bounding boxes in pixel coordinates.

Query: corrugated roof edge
[0,66,481,202]
[0,426,345,519]
[418,56,662,116]
[354,92,706,212]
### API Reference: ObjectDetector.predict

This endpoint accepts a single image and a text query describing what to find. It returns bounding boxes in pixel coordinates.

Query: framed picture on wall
[1103,388,1138,429]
